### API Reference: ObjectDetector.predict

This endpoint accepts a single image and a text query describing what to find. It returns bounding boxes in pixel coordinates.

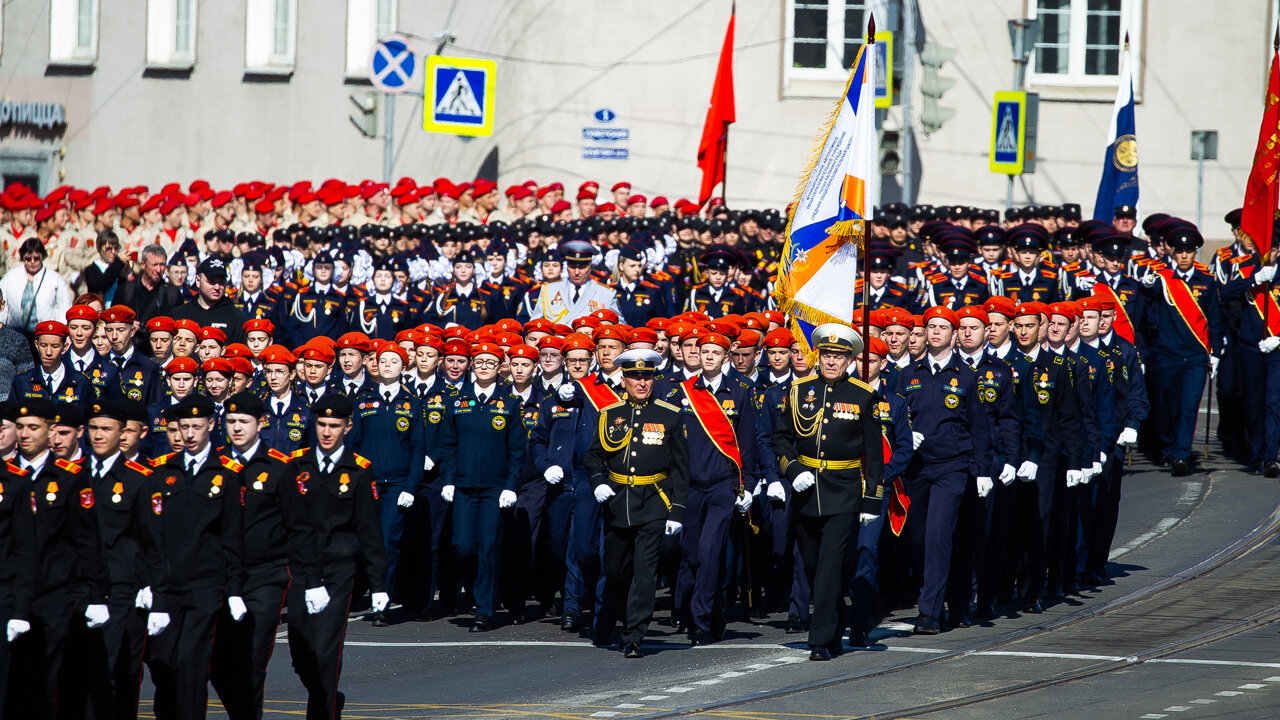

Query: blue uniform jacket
[110,350,163,406]
[66,351,124,400]
[11,361,97,405]
[1142,269,1223,359]
[439,382,526,492]
[350,384,427,489]
[895,354,994,477]
[260,392,314,454]
[1074,342,1117,460]
[1100,332,1150,437]
[971,353,1021,469]
[871,382,914,481]
[1008,349,1085,467]
[667,373,759,488]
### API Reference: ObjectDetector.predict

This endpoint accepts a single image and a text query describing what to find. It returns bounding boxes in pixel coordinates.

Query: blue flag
[1092,43,1138,221]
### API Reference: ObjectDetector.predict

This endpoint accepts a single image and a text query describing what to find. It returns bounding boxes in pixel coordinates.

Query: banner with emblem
[1091,34,1138,221]
[774,19,878,357]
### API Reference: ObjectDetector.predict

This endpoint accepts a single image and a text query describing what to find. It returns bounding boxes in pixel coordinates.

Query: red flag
[1242,48,1280,256]
[697,5,736,207]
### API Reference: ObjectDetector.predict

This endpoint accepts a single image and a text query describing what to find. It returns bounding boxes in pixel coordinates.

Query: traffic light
[919,42,956,136]
[348,92,378,139]
[879,129,901,175]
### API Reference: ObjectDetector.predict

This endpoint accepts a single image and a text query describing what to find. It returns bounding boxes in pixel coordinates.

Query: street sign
[369,35,417,94]
[424,55,496,137]
[873,31,893,108]
[989,91,1027,174]
[583,147,629,160]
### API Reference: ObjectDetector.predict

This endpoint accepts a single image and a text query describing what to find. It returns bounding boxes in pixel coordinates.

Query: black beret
[312,394,354,420]
[15,399,58,422]
[224,392,265,419]
[86,399,127,424]
[164,395,216,421]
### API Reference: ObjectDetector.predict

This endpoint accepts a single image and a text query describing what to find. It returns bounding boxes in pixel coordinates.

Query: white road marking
[590,713,619,718]
[1110,517,1179,560]
[1139,714,1168,719]
[718,671,746,678]
[975,651,1129,661]
[664,687,694,693]
[1214,690,1242,697]
[615,703,643,709]
[1162,707,1191,712]
[1189,699,1214,704]
[1238,683,1267,689]
[1265,676,1280,682]
[638,695,669,701]
[1150,659,1280,669]
[1176,481,1203,508]
[691,678,722,685]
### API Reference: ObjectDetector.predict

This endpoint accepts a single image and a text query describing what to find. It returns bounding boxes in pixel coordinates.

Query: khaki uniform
[50,229,99,288]
[0,222,35,267]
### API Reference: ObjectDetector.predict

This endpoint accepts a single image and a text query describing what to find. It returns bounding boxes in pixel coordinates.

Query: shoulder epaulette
[290,448,308,459]
[1040,269,1058,279]
[991,269,1013,279]
[125,459,153,476]
[1193,261,1210,273]
[1231,255,1251,265]
[220,456,243,472]
[793,373,818,385]
[847,377,875,393]
[928,274,948,284]
[6,461,27,476]
[1074,269,1094,277]
[910,261,931,269]
[267,448,291,463]
[1217,247,1233,259]
[54,457,81,474]
[639,280,659,289]
[1062,261,1081,272]
[354,453,372,469]
[654,399,680,412]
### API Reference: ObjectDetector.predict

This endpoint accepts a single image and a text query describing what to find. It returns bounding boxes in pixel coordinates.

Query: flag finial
[868,14,876,45]
[1123,31,1129,50]
[1273,24,1277,51]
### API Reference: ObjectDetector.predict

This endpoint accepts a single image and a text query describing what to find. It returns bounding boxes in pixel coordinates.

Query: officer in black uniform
[584,349,689,658]
[773,324,884,661]
[284,394,388,720]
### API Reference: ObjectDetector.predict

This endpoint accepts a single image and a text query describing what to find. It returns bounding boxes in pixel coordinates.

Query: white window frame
[245,0,297,75]
[1026,0,1144,101]
[782,0,885,99]
[145,0,198,69]
[345,0,398,79]
[49,0,99,66]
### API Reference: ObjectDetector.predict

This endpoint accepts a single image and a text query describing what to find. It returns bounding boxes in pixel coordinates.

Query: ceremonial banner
[697,3,736,206]
[1241,44,1280,256]
[1091,37,1139,221]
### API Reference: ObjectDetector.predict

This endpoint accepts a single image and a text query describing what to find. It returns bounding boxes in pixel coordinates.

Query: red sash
[577,377,621,412]
[679,378,743,486]
[1157,270,1210,353]
[1251,283,1280,337]
[1091,283,1136,345]
[878,428,910,536]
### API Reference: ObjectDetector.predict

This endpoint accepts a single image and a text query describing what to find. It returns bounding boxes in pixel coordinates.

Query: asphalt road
[139,457,1280,720]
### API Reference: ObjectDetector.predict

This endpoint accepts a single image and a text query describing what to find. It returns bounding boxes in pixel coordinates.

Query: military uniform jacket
[1008,349,1085,467]
[614,279,673,327]
[686,283,746,319]
[88,455,166,605]
[871,384,915,481]
[0,461,32,607]
[261,392,313,454]
[151,451,245,600]
[236,444,300,576]
[439,382,526,492]
[66,349,125,400]
[993,267,1061,304]
[287,447,387,591]
[351,384,427,486]
[286,284,350,346]
[585,396,689,528]
[926,272,991,308]
[894,355,994,477]
[11,360,97,405]
[528,278,620,324]
[350,294,412,341]
[970,354,1022,467]
[111,349,163,406]
[668,374,760,488]
[16,456,107,618]
[1142,268,1224,359]
[773,375,885,517]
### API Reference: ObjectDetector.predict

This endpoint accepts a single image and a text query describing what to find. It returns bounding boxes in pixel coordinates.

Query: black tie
[571,286,580,304]
[187,457,197,475]
[92,459,103,481]
[113,355,124,370]
[309,390,318,404]
[933,363,943,374]
[75,359,85,373]
[383,389,393,403]
[965,357,975,367]
[478,392,489,405]
[274,399,284,416]
[321,456,333,475]
[44,374,53,389]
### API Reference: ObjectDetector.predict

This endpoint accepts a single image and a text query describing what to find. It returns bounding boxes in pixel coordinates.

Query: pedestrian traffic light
[919,42,957,136]
[879,129,901,175]
[348,92,378,139]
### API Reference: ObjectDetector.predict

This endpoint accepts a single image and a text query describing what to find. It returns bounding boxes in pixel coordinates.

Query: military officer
[524,239,620,323]
[286,252,349,346]
[584,349,688,658]
[686,246,748,318]
[430,251,495,330]
[613,243,672,326]
[924,238,990,309]
[350,259,412,341]
[990,225,1061,304]
[773,324,884,660]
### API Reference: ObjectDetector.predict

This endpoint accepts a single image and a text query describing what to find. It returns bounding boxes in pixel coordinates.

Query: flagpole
[861,14,876,380]
[1266,26,1278,337]
[722,0,735,207]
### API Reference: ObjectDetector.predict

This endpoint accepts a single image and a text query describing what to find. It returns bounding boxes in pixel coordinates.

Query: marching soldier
[584,349,688,658]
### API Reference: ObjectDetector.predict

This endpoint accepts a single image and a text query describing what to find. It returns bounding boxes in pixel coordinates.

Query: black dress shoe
[809,646,831,661]
[335,691,345,720]
[1078,571,1103,588]
[371,612,388,627]
[1171,459,1189,476]
[953,611,972,629]
[561,613,580,631]
[1266,462,1280,478]
[688,628,709,646]
[510,611,526,625]
[973,604,997,621]
[847,629,868,647]
[623,642,643,659]
[1023,599,1044,614]
[469,615,491,633]
[912,615,941,635]
[784,613,805,634]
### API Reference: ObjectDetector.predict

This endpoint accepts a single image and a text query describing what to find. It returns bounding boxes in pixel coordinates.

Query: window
[245,0,297,74]
[1028,0,1143,97]
[345,0,399,78]
[784,0,880,97]
[146,0,197,68]
[49,0,98,65]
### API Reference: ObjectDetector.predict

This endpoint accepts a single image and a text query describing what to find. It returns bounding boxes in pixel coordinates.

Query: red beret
[523,318,555,335]
[300,343,336,364]
[699,332,732,349]
[145,315,176,334]
[229,357,255,375]
[164,357,199,375]
[592,325,630,344]
[259,345,298,366]
[34,205,56,223]
[201,357,234,376]
[1016,301,1050,319]
[253,198,275,214]
[955,306,990,325]
[197,326,227,345]
[763,328,794,348]
[495,331,523,347]
[508,344,538,361]
[596,202,616,214]
[883,308,915,329]
[628,194,647,206]
[378,344,408,364]
[243,318,275,336]
[562,333,595,353]
[65,305,99,324]
[645,317,671,332]
[471,342,504,359]
[174,319,201,336]
[983,296,1018,318]
[922,306,958,328]
[650,196,669,208]
[550,200,572,214]
[101,306,137,325]
[537,336,564,353]
[495,318,523,334]
[222,343,252,360]
[763,310,785,326]
[737,329,762,346]
[590,309,620,324]
[611,182,631,192]
[572,316,601,331]
[34,320,68,338]
[866,337,890,356]
[394,329,421,346]
[443,326,469,341]
[577,189,596,201]
[1082,294,1115,312]
[158,198,181,216]
[443,338,471,357]
[1049,301,1078,320]
[628,327,659,345]
[211,191,234,208]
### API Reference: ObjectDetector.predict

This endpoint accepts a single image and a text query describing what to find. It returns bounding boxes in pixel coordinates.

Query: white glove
[85,604,109,628]
[1210,355,1220,379]
[423,455,435,471]
[594,484,616,503]
[397,491,415,508]
[371,592,389,613]
[1066,469,1083,488]
[6,619,30,642]
[146,612,170,636]
[860,513,878,526]
[1017,460,1038,481]
[792,471,816,493]
[766,481,786,501]
[544,465,564,484]
[440,485,455,502]
[305,587,330,614]
[1118,427,1139,447]
[1262,337,1280,354]
[1255,265,1277,284]
[499,489,518,509]
[1099,452,1107,466]
[1075,274,1097,291]
[1087,462,1102,481]
[135,586,153,609]
[976,476,993,498]
[665,520,682,535]
[1141,272,1159,288]
[752,479,765,497]
[227,596,247,622]
[558,383,575,401]
[734,491,752,512]
[911,432,925,450]
[999,464,1016,485]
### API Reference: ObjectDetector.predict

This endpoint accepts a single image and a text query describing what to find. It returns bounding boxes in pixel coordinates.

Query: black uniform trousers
[796,511,855,650]
[1013,461,1058,603]
[0,596,11,720]
[287,568,355,720]
[210,563,288,720]
[7,592,76,720]
[59,585,147,720]
[601,518,664,646]
[148,585,224,720]
[452,488,503,619]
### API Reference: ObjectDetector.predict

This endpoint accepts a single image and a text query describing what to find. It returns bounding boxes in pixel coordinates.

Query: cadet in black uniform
[773,325,884,661]
[285,394,388,720]
[584,349,689,658]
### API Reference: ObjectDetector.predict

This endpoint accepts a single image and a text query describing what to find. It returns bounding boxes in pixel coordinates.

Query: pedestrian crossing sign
[989,91,1027,174]
[424,55,496,137]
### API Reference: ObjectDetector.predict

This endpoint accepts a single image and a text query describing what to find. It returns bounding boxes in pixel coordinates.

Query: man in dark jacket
[169,256,249,345]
